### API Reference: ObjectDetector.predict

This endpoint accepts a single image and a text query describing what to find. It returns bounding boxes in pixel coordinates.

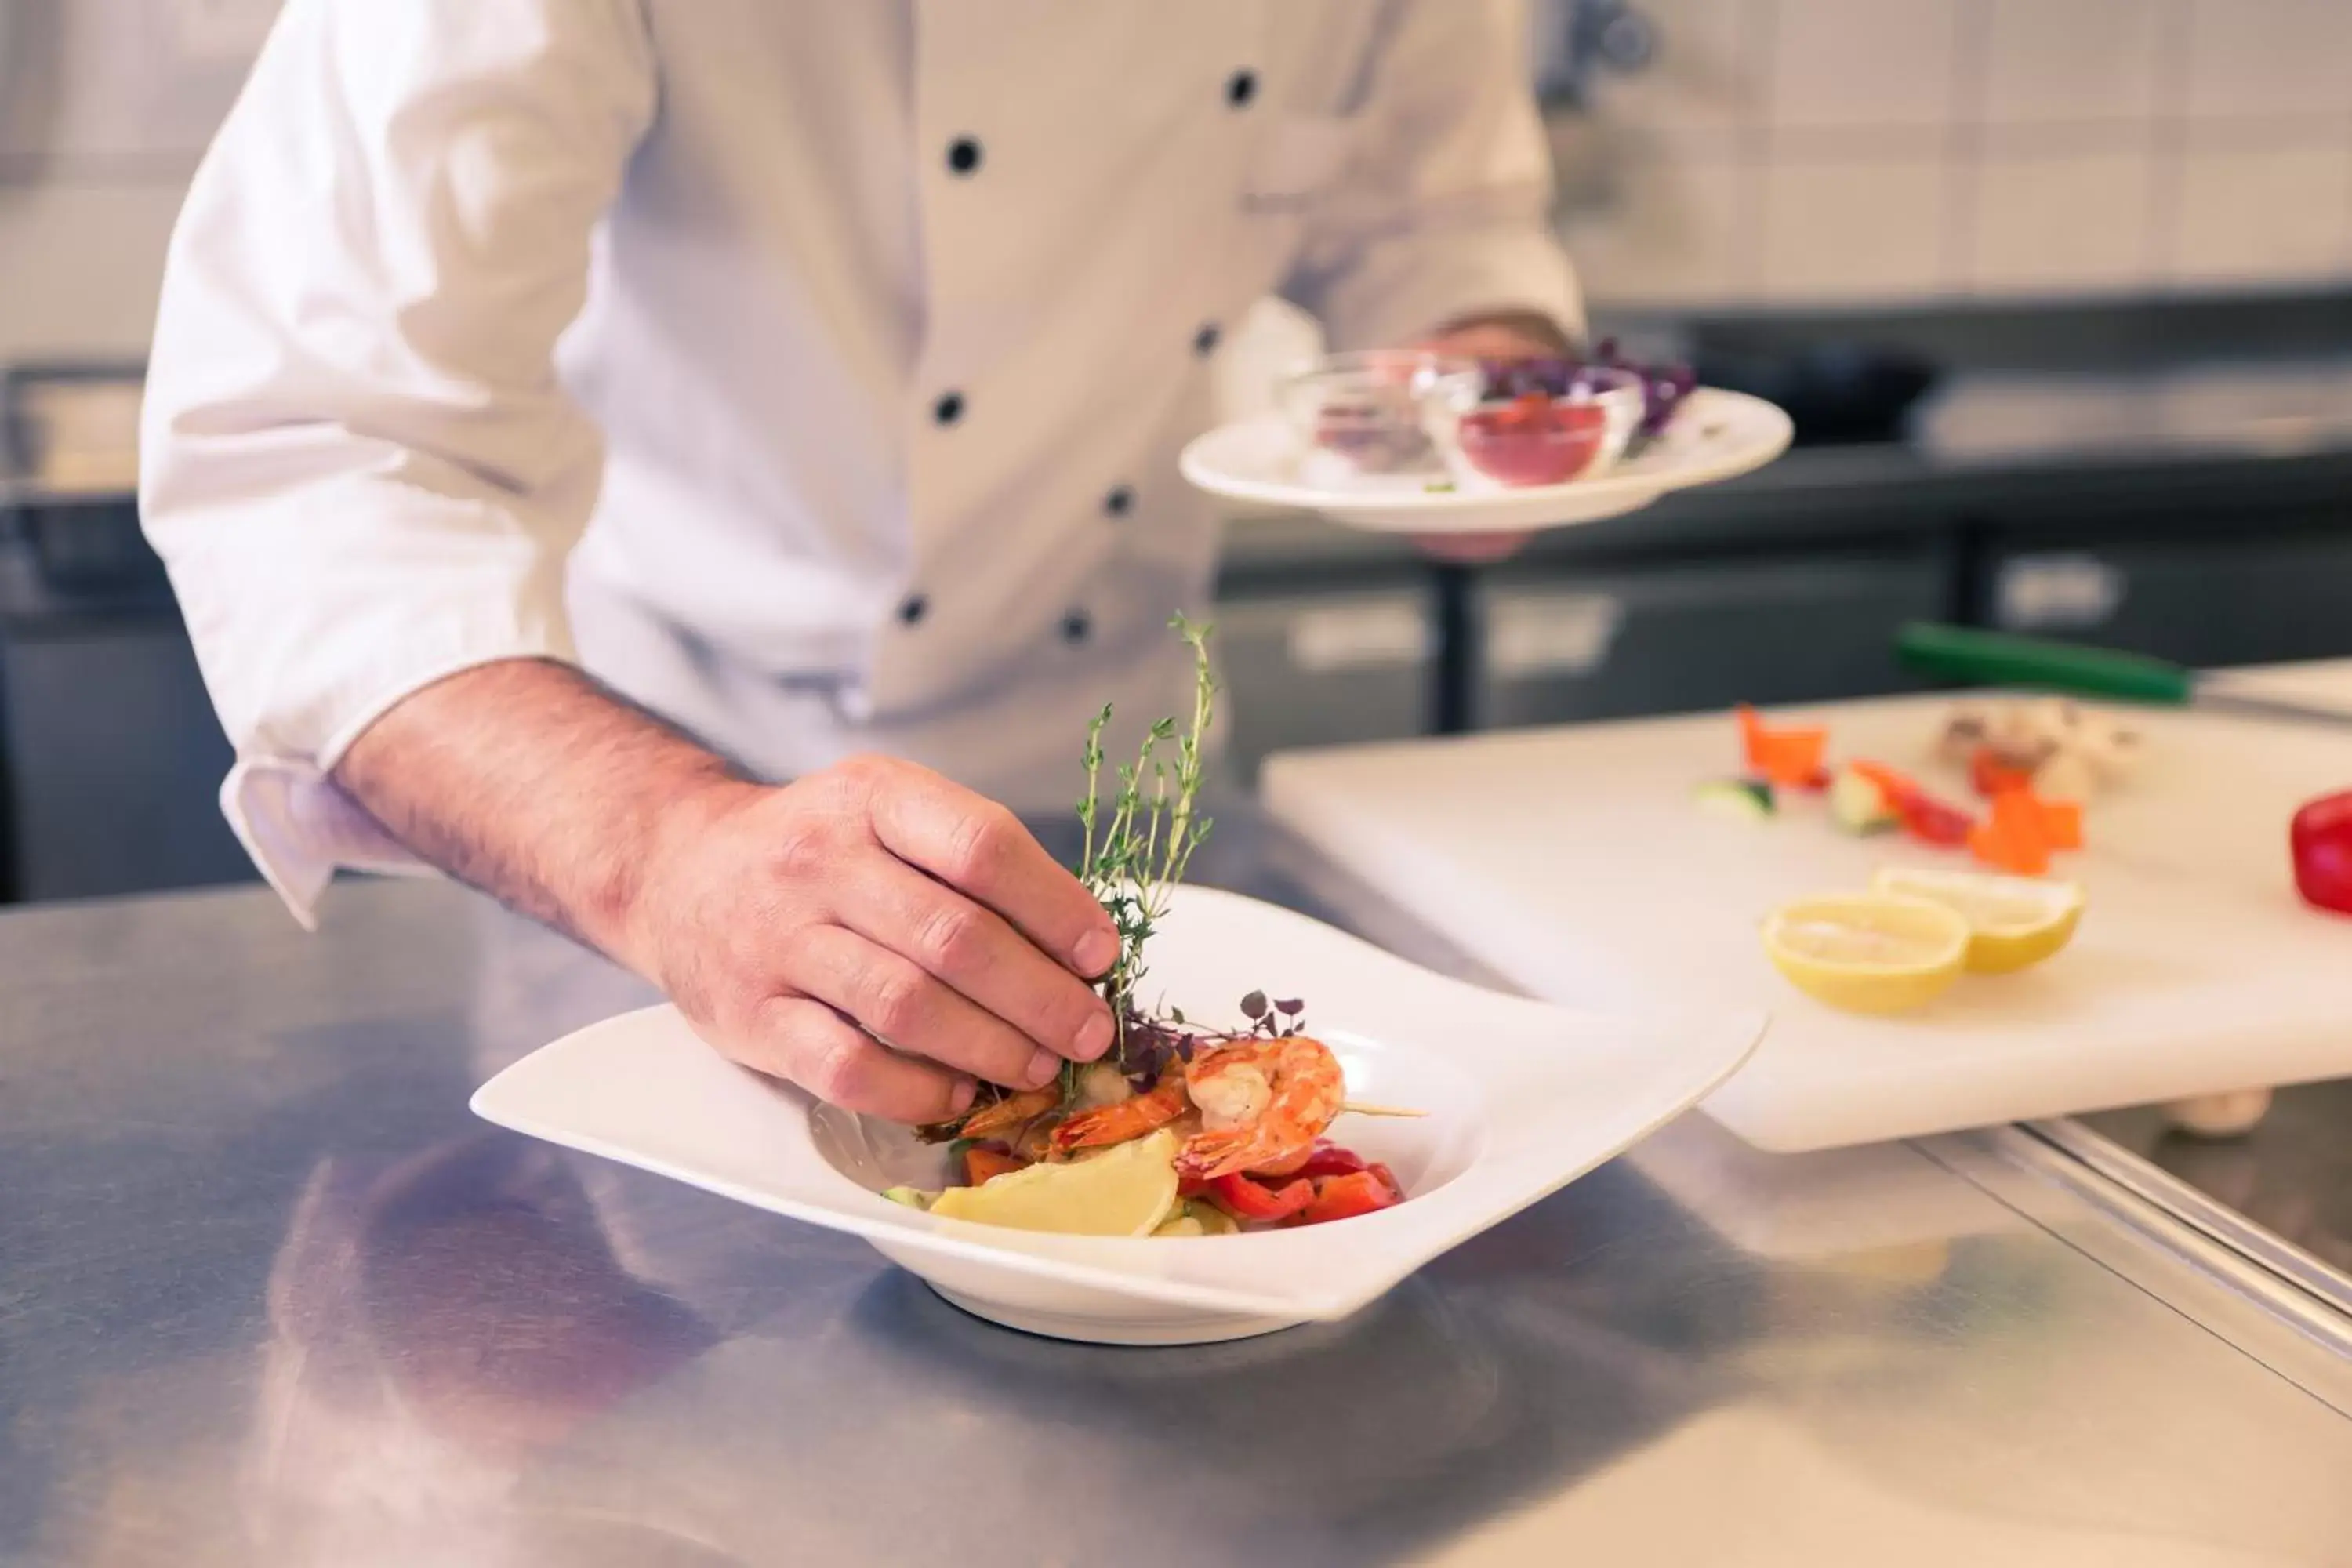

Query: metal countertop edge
[2022,1116,2352,1326]
[1928,1123,2352,1405]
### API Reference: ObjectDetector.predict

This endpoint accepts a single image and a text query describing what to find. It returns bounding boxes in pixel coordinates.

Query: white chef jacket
[141,0,1581,927]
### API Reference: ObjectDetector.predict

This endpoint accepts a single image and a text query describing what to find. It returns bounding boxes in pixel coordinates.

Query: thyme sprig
[1075,615,1216,1067]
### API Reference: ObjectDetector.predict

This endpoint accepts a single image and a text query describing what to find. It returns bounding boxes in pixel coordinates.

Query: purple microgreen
[1240,989,1269,1021]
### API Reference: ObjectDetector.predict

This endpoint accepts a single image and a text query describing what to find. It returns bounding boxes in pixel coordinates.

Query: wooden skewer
[1340,1101,1427,1119]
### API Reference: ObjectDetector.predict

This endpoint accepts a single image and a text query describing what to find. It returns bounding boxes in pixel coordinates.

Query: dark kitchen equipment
[1692,343,1940,448]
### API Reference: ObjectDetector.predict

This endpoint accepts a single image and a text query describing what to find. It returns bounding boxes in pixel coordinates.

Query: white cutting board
[1262,692,2352,1152]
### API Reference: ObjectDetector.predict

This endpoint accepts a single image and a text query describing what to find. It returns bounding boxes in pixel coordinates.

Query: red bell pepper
[1206,1172,1315,1223]
[1850,758,1976,848]
[1298,1168,1404,1225]
[2292,790,2352,916]
[1285,1141,1370,1181]
[1897,791,1977,848]
[1969,747,2035,799]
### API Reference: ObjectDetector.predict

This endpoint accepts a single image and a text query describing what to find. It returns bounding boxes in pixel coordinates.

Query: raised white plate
[471,887,1766,1345]
[1179,388,1793,535]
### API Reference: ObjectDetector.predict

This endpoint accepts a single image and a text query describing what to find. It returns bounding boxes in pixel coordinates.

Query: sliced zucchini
[1695,778,1776,822]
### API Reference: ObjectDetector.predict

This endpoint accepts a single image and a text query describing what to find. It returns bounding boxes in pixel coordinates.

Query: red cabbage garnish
[1478,338,1696,446]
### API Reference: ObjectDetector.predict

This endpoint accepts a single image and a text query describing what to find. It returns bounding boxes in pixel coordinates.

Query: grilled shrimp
[956,1084,1062,1142]
[1174,1036,1344,1182]
[1049,1078,1190,1155]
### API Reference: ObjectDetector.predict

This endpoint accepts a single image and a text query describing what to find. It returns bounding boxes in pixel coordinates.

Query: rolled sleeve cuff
[227,641,575,931]
[1314,225,1584,355]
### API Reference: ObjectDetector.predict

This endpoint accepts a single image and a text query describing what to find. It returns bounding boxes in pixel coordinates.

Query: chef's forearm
[332,659,750,967]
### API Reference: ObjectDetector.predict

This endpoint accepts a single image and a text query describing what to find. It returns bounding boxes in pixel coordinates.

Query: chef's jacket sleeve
[1281,0,1584,353]
[139,0,657,926]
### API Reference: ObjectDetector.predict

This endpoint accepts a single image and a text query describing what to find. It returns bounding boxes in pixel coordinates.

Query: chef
[140,1,1582,1123]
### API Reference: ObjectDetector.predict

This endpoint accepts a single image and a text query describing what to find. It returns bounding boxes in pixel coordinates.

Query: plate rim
[1178,387,1793,519]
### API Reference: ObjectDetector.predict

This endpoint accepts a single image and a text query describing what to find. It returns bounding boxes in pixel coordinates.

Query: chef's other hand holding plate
[1407,310,1573,565]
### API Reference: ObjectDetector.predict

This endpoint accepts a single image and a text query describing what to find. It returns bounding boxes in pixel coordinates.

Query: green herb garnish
[1075,615,1216,1067]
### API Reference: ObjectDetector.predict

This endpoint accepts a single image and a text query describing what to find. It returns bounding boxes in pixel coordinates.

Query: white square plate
[472,887,1766,1344]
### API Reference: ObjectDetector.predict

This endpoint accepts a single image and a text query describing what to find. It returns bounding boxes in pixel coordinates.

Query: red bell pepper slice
[1298,1168,1404,1225]
[1852,759,1976,847]
[1207,1172,1315,1223]
[1285,1141,1370,1181]
[1897,791,1976,848]
[1969,747,2035,799]
[2292,790,2352,916]
[1850,760,1922,799]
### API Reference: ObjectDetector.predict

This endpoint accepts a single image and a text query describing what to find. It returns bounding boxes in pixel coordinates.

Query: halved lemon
[1761,893,1969,1014]
[927,1129,1179,1236]
[1871,866,2085,975]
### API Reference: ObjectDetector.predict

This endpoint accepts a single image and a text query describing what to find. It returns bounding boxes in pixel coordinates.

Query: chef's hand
[1412,310,1579,567]
[334,659,1118,1124]
[627,757,1120,1123]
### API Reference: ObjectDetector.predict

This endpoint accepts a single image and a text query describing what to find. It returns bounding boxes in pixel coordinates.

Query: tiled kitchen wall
[5,0,2352,370]
[0,0,270,363]
[1560,0,2352,310]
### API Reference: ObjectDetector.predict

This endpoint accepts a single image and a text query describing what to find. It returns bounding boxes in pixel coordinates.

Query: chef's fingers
[856,760,1120,978]
[785,924,1061,1091]
[734,995,974,1124]
[835,857,1114,1065]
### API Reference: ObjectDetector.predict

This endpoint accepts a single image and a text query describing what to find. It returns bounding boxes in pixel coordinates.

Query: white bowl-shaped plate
[1180,388,1792,535]
[471,887,1766,1345]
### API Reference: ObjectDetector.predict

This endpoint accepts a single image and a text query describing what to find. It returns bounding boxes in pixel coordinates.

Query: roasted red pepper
[1206,1172,1315,1223]
[1285,1141,1370,1181]
[2292,791,2352,916]
[1298,1167,1404,1225]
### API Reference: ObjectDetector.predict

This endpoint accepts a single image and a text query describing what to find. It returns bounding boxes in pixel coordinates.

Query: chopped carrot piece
[1991,789,2083,854]
[1737,705,1831,787]
[1969,818,2053,877]
[963,1145,1028,1186]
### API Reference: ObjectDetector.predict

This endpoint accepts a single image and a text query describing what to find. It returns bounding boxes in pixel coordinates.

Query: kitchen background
[5,0,2352,902]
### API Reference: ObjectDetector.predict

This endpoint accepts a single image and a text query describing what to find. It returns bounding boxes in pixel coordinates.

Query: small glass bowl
[1278,351,1483,485]
[1440,366,1646,489]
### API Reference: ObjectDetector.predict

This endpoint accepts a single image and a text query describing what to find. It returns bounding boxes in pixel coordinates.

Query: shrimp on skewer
[1049,1077,1189,1154]
[1174,1036,1344,1182]
[956,1084,1062,1142]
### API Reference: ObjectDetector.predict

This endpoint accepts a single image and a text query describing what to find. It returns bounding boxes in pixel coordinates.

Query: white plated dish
[471,886,1766,1345]
[1181,387,1793,535]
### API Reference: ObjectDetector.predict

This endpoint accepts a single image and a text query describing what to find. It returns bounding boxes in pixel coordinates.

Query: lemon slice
[927,1129,1180,1236]
[1762,894,1969,1014]
[1871,866,2085,975]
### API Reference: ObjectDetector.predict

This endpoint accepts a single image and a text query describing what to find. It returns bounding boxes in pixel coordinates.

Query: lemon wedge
[1762,893,1969,1014]
[927,1129,1180,1236]
[1871,866,2085,974]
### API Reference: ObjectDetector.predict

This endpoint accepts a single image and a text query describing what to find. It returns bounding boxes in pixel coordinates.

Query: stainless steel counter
[5,811,2351,1566]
